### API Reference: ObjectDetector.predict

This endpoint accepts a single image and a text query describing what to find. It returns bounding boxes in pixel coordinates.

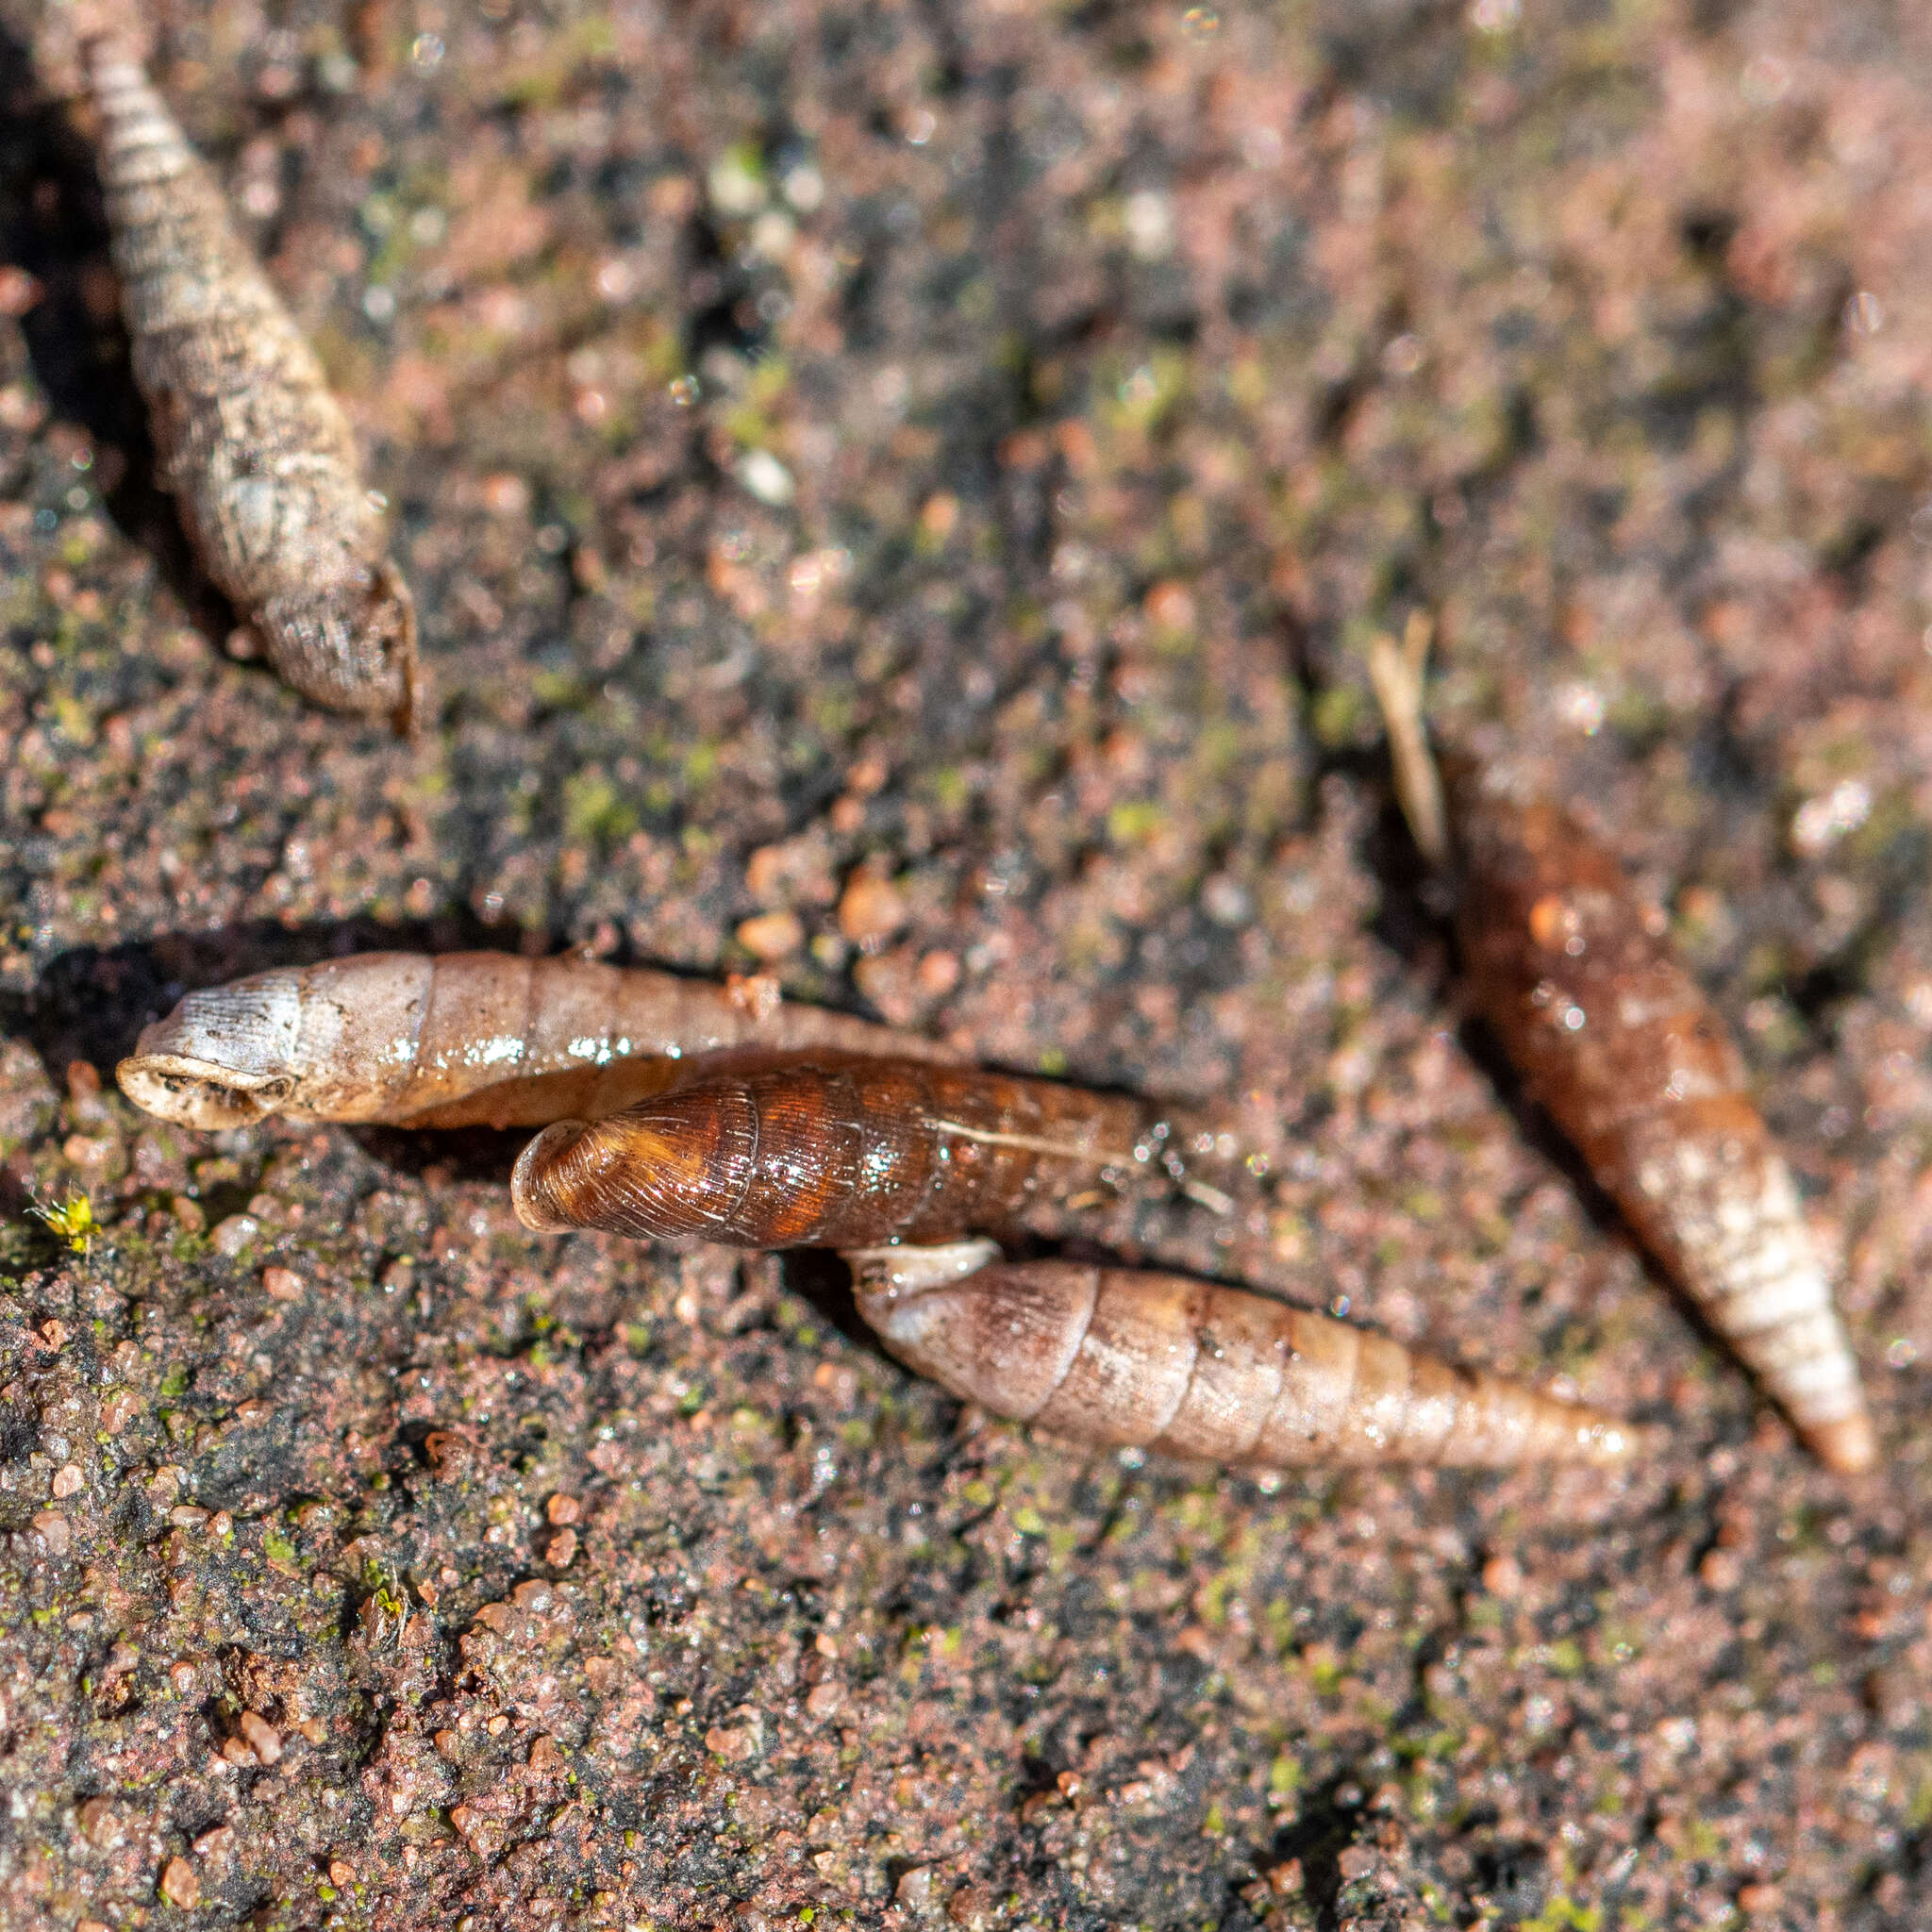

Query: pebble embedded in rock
[210,1214,260,1257]
[736,908,805,960]
[158,1857,199,1908]
[837,871,908,947]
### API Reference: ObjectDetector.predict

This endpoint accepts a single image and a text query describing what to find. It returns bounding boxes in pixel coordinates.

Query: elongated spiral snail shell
[1446,766,1874,1474]
[509,1057,1224,1247]
[87,37,419,730]
[847,1241,1635,1467]
[1367,624,1874,1474]
[118,958,1648,1471]
[117,952,961,1131]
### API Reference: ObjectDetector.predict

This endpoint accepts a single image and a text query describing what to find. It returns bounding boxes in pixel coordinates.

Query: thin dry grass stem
[1366,610,1450,870]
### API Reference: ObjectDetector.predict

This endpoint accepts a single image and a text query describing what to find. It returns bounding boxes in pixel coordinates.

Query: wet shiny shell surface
[512,1056,1159,1246]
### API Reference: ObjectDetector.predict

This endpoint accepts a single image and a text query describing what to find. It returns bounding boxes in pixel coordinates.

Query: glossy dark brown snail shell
[510,1057,1165,1247]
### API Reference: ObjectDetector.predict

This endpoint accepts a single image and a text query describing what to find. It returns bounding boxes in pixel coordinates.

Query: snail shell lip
[844,1240,1004,1300]
[117,974,309,1126]
[115,1052,287,1129]
[510,1119,603,1232]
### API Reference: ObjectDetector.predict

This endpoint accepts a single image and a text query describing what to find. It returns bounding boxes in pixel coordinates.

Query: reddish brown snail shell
[508,1055,1220,1248]
[1445,765,1874,1474]
[1369,621,1874,1474]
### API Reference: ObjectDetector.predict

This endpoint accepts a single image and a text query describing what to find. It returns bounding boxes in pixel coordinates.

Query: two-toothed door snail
[120,963,1632,1469]
[85,35,419,730]
[846,1241,1635,1469]
[1368,621,1874,1473]
[116,952,963,1132]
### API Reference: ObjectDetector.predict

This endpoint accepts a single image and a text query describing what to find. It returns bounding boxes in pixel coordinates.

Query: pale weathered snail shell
[848,1241,1636,1468]
[117,952,961,1131]
[88,37,419,729]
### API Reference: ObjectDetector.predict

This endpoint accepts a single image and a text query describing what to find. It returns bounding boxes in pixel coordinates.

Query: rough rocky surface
[1,1,1930,1926]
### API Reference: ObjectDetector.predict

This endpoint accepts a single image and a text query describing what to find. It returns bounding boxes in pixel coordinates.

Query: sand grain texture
[1,1,1930,1925]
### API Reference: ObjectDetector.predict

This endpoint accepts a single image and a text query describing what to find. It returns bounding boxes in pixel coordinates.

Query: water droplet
[1843,290,1885,336]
